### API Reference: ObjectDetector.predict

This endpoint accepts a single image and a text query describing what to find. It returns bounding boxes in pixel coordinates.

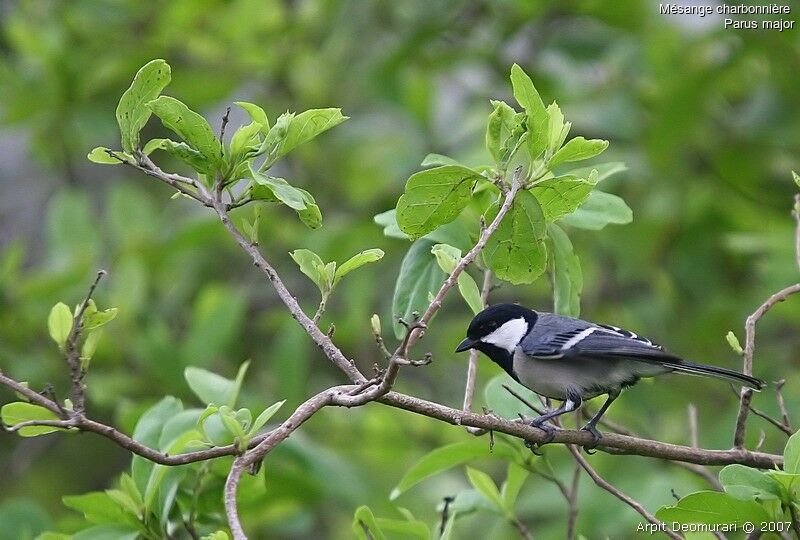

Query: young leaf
[116,59,171,153]
[147,96,222,167]
[334,249,385,285]
[289,249,328,293]
[1,402,67,437]
[250,167,308,210]
[80,330,103,367]
[146,138,215,175]
[352,506,387,540]
[430,244,483,314]
[277,108,348,159]
[47,302,73,349]
[510,64,548,161]
[62,492,127,524]
[87,147,132,165]
[465,467,507,514]
[390,440,516,500]
[725,331,743,355]
[230,360,251,408]
[234,101,270,132]
[784,430,800,474]
[295,188,323,229]
[83,307,118,331]
[483,190,548,284]
[396,165,482,239]
[228,122,262,161]
[560,190,632,230]
[130,397,183,495]
[548,137,608,168]
[184,366,238,406]
[549,224,582,317]
[486,100,517,165]
[546,102,570,153]
[72,524,139,540]
[421,153,460,167]
[719,464,784,501]
[374,518,429,539]
[656,491,770,526]
[248,400,285,436]
[391,240,446,338]
[531,171,598,222]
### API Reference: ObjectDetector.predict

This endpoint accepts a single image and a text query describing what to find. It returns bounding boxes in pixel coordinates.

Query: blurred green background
[1,1,798,538]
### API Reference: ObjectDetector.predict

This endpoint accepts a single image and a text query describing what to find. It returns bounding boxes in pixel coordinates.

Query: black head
[455,303,538,353]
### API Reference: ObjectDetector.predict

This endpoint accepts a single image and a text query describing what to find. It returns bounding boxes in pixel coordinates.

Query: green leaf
[80,330,103,366]
[1,402,66,437]
[546,102,570,153]
[391,240,446,339]
[334,249,385,285]
[719,464,784,501]
[201,532,230,540]
[656,491,771,526]
[147,96,221,167]
[296,188,323,229]
[250,167,307,210]
[784,430,800,474]
[87,147,132,165]
[484,374,542,420]
[466,467,506,514]
[421,153,460,167]
[390,440,516,500]
[229,122,262,161]
[725,331,743,355]
[47,302,73,348]
[501,462,529,510]
[146,138,215,175]
[531,171,598,222]
[549,224,582,317]
[375,518,429,539]
[248,400,285,436]
[234,101,270,132]
[63,492,127,524]
[560,190,632,230]
[352,506,387,540]
[184,365,245,407]
[430,244,483,314]
[396,165,482,239]
[483,190,548,284]
[486,100,517,165]
[565,161,626,182]
[83,307,118,331]
[277,108,347,159]
[548,137,608,168]
[116,59,171,153]
[510,64,548,161]
[289,249,328,293]
[130,397,183,495]
[73,524,139,540]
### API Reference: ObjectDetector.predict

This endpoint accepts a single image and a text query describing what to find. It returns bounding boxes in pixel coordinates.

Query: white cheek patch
[480,317,528,353]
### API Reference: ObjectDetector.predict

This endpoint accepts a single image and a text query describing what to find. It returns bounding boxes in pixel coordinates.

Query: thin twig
[463,269,493,412]
[566,461,581,540]
[568,446,682,540]
[219,106,231,141]
[774,379,792,431]
[731,384,793,437]
[734,283,800,447]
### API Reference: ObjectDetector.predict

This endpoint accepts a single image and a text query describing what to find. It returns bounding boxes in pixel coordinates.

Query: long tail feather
[661,359,764,390]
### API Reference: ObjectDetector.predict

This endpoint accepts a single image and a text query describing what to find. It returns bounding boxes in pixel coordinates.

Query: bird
[455,303,764,448]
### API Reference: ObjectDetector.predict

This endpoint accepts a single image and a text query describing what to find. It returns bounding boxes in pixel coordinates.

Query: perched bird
[455,303,764,447]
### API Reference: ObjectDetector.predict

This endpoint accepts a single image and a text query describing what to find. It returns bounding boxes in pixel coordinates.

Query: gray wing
[520,312,672,361]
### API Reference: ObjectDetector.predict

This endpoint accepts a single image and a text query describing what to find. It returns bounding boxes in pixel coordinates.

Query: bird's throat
[476,343,518,382]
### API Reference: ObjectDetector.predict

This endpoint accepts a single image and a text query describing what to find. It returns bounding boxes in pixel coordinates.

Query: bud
[370,314,381,336]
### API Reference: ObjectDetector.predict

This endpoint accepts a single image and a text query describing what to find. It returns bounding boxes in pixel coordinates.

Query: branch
[64,270,105,413]
[463,269,493,412]
[568,445,682,540]
[733,283,800,447]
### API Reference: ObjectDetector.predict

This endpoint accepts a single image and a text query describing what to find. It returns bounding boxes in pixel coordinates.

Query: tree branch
[733,283,800,447]
[463,269,492,413]
[568,445,682,540]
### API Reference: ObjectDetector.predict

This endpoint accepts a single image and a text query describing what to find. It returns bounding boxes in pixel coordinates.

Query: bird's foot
[524,419,558,452]
[580,423,603,454]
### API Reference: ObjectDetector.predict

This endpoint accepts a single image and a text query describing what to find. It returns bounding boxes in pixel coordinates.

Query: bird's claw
[580,423,603,454]
[524,419,558,453]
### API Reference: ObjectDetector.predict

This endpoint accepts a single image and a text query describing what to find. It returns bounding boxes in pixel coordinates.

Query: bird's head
[455,303,538,355]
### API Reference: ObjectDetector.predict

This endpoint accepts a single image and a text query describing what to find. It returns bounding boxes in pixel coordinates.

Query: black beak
[455,337,477,353]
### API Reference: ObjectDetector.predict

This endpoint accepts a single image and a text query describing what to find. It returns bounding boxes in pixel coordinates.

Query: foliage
[1,2,799,539]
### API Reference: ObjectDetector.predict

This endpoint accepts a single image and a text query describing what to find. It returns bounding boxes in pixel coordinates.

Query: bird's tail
[665,359,764,390]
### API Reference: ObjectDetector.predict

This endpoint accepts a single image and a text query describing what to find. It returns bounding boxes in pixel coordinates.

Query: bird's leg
[580,390,619,452]
[525,392,581,448]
